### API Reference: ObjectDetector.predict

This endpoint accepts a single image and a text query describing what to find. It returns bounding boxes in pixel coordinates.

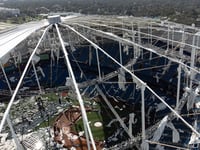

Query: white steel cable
[55,24,96,150]
[32,61,42,94]
[146,140,189,150]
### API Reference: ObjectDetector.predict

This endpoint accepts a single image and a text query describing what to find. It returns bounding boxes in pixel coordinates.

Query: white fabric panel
[155,145,165,150]
[123,45,129,55]
[0,53,10,64]
[118,68,126,91]
[172,128,180,143]
[167,122,180,143]
[37,66,45,78]
[187,91,196,111]
[189,120,200,145]
[17,51,22,63]
[32,54,40,64]
[152,115,168,141]
[156,102,167,112]
[51,50,55,61]
[141,141,149,150]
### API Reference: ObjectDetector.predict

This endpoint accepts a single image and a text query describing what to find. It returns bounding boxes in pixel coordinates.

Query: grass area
[66,96,80,105]
[0,22,14,30]
[42,92,59,102]
[34,92,59,130]
[87,111,104,141]
[73,111,105,141]
[70,98,125,142]
[5,15,44,24]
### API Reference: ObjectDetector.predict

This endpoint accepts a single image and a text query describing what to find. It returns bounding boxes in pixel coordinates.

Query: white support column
[148,24,150,44]
[129,113,133,139]
[55,24,96,150]
[7,115,24,150]
[172,27,174,50]
[96,85,132,138]
[179,31,185,56]
[131,22,135,57]
[197,35,200,48]
[32,61,42,94]
[0,25,50,132]
[95,47,102,81]
[89,45,92,66]
[176,29,185,109]
[176,64,181,108]
[132,30,137,59]
[167,25,170,51]
[149,22,153,60]
[190,35,196,89]
[141,85,146,141]
[119,42,123,65]
[129,113,137,139]
[138,24,142,58]
[0,61,12,94]
[150,22,153,46]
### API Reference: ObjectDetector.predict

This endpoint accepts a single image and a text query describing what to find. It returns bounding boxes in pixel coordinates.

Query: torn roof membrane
[0,20,49,63]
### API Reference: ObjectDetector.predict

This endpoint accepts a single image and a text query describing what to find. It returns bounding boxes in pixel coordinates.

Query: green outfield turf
[73,111,105,141]
[38,92,131,145]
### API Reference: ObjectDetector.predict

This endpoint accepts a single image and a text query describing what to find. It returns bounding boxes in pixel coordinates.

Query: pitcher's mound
[94,122,102,127]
